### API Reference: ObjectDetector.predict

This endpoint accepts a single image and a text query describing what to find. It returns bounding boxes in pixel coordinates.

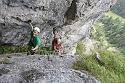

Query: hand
[27,20,32,23]
[31,48,35,51]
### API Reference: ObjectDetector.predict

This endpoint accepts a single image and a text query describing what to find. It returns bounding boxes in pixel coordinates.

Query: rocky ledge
[0,53,101,83]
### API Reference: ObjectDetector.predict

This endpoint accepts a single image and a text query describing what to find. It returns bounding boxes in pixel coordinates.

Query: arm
[32,45,39,51]
[61,45,64,52]
[29,22,33,30]
[54,46,57,51]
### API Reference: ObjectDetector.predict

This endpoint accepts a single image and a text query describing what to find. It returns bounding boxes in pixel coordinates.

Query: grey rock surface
[0,0,116,54]
[0,53,101,83]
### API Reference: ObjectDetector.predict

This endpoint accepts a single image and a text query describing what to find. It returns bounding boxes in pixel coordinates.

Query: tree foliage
[98,15,125,54]
[111,0,125,18]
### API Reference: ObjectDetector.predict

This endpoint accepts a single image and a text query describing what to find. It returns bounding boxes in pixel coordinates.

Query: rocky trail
[0,53,101,83]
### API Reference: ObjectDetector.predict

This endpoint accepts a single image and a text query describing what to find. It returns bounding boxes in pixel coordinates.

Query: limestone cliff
[0,0,116,54]
[0,53,101,83]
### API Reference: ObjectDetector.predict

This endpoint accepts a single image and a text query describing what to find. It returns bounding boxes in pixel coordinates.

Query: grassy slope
[103,11,125,54]
[105,11,125,23]
[74,49,125,83]
[74,11,125,83]
[75,31,125,83]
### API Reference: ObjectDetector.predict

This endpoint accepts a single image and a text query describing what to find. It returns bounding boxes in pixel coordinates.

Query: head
[57,38,61,44]
[33,27,40,36]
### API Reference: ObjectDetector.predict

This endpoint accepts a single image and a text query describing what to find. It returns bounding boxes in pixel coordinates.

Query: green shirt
[30,29,40,47]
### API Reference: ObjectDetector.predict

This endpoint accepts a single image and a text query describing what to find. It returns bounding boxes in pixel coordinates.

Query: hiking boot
[27,52,30,55]
[30,50,35,55]
[59,55,63,57]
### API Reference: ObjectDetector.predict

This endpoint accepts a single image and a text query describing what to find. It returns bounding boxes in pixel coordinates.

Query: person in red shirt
[52,38,64,54]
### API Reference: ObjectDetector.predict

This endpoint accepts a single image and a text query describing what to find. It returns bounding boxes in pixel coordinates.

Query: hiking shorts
[28,41,36,55]
[28,41,35,47]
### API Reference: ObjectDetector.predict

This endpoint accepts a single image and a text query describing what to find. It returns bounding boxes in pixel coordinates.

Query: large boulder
[0,0,116,54]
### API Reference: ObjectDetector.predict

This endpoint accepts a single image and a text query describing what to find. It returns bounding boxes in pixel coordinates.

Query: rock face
[0,53,101,83]
[0,0,116,54]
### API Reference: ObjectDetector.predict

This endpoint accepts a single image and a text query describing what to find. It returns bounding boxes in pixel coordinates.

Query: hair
[52,38,58,50]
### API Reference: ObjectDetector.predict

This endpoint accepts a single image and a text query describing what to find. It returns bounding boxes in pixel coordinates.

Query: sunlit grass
[74,49,125,83]
[105,11,125,23]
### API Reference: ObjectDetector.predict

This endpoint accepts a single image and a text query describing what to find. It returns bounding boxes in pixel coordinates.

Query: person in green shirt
[27,20,41,55]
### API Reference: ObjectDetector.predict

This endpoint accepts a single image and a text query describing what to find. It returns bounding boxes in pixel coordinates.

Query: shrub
[75,41,85,55]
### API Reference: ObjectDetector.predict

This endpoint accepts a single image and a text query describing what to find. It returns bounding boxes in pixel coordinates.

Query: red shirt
[54,43,62,49]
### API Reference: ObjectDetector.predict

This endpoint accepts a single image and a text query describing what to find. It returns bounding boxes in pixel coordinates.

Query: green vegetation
[73,50,125,83]
[111,0,125,18]
[37,46,54,55]
[75,41,85,55]
[90,22,106,42]
[90,22,113,50]
[0,45,53,55]
[105,11,125,23]
[74,11,125,83]
[98,15,125,54]
[0,58,9,64]
[0,45,28,54]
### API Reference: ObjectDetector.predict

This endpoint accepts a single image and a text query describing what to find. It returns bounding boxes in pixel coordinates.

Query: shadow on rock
[0,68,10,76]
[21,69,46,83]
